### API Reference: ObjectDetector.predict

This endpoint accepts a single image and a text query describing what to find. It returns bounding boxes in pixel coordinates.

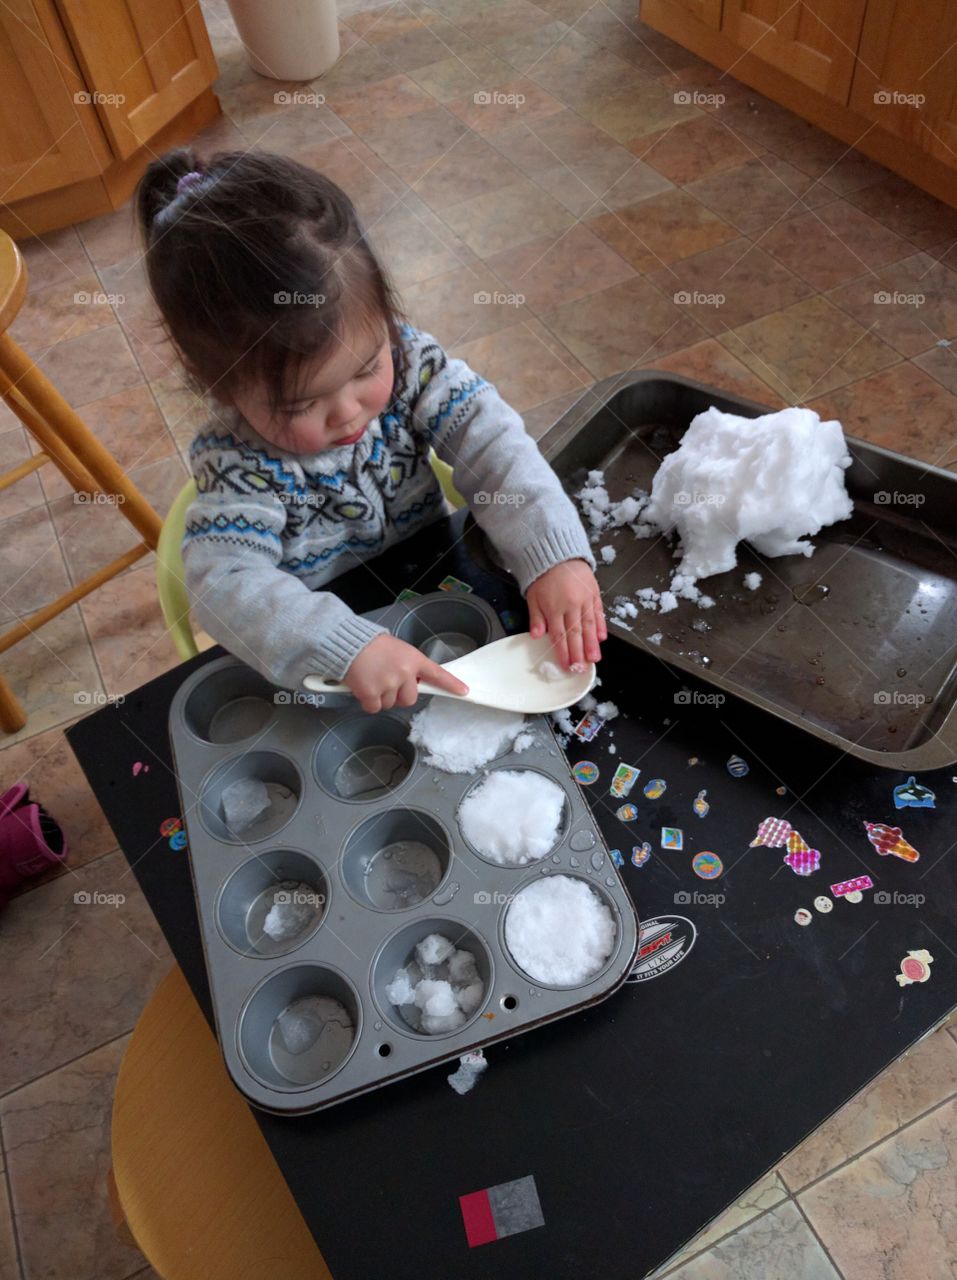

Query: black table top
[67,511,957,1280]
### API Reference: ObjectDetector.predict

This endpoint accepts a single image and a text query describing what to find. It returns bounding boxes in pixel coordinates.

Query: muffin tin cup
[498,871,624,992]
[169,592,640,1114]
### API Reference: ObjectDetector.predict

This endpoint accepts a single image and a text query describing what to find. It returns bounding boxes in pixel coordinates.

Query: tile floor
[1,0,956,1276]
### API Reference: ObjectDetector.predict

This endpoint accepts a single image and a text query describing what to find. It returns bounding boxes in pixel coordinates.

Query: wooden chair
[110,965,329,1279]
[0,229,163,733]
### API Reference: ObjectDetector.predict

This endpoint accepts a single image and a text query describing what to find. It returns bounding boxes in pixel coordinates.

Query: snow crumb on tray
[448,1050,488,1095]
[263,882,320,941]
[386,936,485,1034]
[537,659,564,681]
[409,698,526,773]
[743,572,762,590]
[504,875,616,985]
[600,545,616,564]
[459,769,565,865]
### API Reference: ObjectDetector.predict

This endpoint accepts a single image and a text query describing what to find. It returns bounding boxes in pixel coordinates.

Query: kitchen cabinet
[0,0,220,237]
[642,0,957,207]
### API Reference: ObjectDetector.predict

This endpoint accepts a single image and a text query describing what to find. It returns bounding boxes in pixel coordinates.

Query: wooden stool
[0,229,164,734]
[110,965,330,1279]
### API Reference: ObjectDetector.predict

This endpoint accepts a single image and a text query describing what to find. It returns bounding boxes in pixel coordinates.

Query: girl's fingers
[549,609,570,669]
[563,610,585,671]
[379,686,398,711]
[528,597,547,640]
[361,692,383,715]
[582,608,601,663]
[595,593,608,641]
[421,660,469,696]
[397,677,420,708]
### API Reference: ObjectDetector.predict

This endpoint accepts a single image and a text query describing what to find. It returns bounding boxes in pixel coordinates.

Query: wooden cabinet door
[665,0,723,28]
[0,0,112,201]
[54,0,219,160]
[720,0,868,101]
[849,0,957,163]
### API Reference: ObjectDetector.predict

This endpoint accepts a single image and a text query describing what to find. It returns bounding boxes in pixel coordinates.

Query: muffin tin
[168,592,640,1113]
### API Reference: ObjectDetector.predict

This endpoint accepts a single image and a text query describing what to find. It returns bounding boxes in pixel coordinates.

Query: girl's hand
[344,634,468,714]
[526,559,607,671]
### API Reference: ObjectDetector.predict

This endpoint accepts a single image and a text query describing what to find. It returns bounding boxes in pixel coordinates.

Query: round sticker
[794,908,813,926]
[160,817,182,837]
[814,895,833,913]
[572,761,599,786]
[845,890,863,904]
[901,955,928,982]
[692,851,723,880]
[168,830,187,851]
[616,803,638,822]
[644,778,667,799]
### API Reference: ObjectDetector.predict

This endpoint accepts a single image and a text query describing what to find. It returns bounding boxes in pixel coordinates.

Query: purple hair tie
[176,170,205,196]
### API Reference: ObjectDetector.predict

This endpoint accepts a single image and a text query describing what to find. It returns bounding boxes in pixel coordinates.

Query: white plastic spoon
[302,631,595,714]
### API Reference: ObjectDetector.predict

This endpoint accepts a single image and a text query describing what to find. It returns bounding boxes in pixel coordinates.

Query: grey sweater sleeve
[405,328,596,593]
[182,450,386,690]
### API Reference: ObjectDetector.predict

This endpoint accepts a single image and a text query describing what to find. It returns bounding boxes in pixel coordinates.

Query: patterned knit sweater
[182,321,595,691]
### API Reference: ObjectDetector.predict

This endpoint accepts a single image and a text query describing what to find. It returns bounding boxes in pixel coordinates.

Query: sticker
[459,1174,544,1248]
[893,776,935,810]
[864,821,920,863]
[750,817,792,848]
[661,826,683,850]
[831,875,873,898]
[786,831,810,854]
[794,908,813,926]
[693,789,709,817]
[132,761,150,776]
[775,786,787,796]
[845,890,863,903]
[688,756,699,766]
[644,778,667,799]
[616,803,638,822]
[498,609,520,633]
[814,895,833,913]
[160,817,182,837]
[625,915,697,982]
[896,949,933,987]
[395,587,420,602]
[574,712,604,742]
[572,761,599,786]
[726,754,749,777]
[692,850,722,879]
[168,830,188,851]
[631,842,652,867]
[439,575,472,594]
[784,848,821,876]
[609,848,624,868]
[610,763,640,798]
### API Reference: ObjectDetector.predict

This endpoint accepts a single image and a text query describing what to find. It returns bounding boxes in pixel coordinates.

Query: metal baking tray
[533,371,957,771]
[168,592,639,1114]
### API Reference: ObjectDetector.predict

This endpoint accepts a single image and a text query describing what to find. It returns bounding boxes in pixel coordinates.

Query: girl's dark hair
[134,146,408,415]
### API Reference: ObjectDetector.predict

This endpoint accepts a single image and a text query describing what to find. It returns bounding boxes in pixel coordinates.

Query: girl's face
[232,324,394,454]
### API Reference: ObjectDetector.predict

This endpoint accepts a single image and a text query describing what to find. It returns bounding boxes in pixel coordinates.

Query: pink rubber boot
[0,787,69,906]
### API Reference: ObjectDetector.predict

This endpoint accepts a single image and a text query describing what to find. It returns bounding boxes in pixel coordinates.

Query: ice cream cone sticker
[750,817,792,847]
[863,821,920,863]
[896,950,933,987]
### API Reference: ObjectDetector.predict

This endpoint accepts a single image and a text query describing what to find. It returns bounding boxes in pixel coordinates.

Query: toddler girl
[135,148,606,712]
